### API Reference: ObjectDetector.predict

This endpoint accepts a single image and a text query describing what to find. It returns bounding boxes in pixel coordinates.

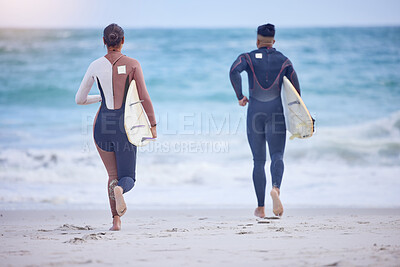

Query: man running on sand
[229,23,301,218]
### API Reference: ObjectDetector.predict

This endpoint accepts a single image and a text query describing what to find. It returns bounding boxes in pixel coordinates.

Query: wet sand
[1,208,399,266]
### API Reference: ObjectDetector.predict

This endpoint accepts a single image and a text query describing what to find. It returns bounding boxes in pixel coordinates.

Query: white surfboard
[124,80,154,147]
[281,76,314,140]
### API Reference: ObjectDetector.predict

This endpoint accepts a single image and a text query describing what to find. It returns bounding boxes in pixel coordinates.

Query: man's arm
[285,61,301,96]
[229,54,249,100]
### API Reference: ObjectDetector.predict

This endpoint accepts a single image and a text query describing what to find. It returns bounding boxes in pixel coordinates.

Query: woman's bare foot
[270,187,283,216]
[109,216,121,231]
[114,186,127,217]
[254,206,265,218]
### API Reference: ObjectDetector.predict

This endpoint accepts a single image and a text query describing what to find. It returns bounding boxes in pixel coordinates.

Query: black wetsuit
[230,47,300,207]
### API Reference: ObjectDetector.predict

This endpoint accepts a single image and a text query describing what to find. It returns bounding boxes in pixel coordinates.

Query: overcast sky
[1,0,399,28]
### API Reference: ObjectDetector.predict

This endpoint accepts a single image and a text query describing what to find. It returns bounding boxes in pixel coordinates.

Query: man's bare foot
[270,187,283,216]
[114,186,127,217]
[109,216,121,231]
[254,206,265,218]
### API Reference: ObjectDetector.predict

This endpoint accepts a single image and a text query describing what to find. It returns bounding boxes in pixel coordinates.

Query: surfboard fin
[129,100,144,106]
[141,137,156,142]
[131,125,145,130]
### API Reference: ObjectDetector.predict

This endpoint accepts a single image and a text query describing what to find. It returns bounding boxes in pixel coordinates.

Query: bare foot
[270,187,283,216]
[109,216,121,231]
[114,186,127,217]
[254,206,265,218]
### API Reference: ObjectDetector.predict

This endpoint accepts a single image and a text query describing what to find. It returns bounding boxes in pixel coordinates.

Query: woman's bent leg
[114,143,137,194]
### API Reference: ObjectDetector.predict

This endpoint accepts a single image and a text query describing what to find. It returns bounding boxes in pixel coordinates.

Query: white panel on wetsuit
[93,57,114,109]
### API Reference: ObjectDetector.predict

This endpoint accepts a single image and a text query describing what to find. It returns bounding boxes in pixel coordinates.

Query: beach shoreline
[1,208,399,266]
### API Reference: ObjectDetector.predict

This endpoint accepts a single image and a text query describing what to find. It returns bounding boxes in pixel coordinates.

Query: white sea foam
[1,112,399,209]
[285,111,400,165]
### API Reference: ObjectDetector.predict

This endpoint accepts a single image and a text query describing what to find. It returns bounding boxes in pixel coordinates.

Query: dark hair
[103,23,124,47]
[257,23,275,37]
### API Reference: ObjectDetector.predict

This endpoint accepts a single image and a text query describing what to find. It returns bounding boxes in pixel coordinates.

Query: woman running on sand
[76,23,157,230]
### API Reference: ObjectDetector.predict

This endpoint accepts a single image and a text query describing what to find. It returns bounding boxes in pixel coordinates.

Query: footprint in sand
[64,232,106,244]
[257,216,280,224]
[165,228,189,233]
[264,216,281,220]
[64,237,86,244]
[236,231,254,235]
[57,224,94,231]
[257,221,271,224]
[38,224,94,234]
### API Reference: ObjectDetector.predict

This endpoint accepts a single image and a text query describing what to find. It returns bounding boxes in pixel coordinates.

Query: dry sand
[1,208,399,266]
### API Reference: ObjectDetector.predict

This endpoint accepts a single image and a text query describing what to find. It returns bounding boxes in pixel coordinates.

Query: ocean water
[0,27,399,210]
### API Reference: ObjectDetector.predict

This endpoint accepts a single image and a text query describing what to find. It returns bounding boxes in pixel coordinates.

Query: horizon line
[1,24,400,31]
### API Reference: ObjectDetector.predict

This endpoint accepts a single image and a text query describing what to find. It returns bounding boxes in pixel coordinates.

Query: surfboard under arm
[124,80,154,147]
[281,76,314,139]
